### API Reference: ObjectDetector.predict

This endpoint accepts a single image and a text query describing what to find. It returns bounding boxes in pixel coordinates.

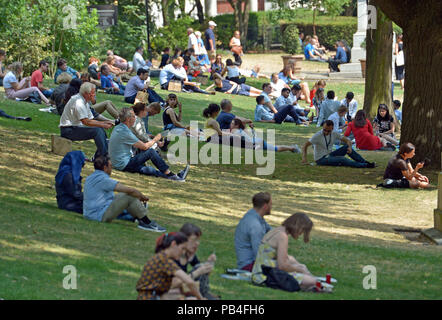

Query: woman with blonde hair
[252,213,319,291]
[3,62,51,105]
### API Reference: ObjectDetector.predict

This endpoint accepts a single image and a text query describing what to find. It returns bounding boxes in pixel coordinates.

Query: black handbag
[261,265,301,292]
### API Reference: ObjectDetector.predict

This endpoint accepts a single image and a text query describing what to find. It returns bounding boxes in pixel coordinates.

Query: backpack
[261,265,301,292]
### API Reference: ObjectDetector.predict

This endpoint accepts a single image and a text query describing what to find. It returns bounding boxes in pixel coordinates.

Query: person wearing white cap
[205,21,217,63]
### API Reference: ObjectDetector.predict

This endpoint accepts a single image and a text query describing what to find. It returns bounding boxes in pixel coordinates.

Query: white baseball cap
[208,21,217,27]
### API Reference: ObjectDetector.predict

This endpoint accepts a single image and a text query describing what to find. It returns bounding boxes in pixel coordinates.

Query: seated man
[59,82,113,159]
[316,90,341,127]
[31,60,53,98]
[393,100,402,124]
[304,38,326,62]
[341,92,358,122]
[234,192,272,271]
[159,59,186,90]
[327,105,348,134]
[302,120,375,168]
[383,142,429,189]
[254,88,304,125]
[124,68,164,105]
[109,107,186,181]
[216,99,253,130]
[328,41,348,72]
[54,58,80,83]
[100,65,125,95]
[133,46,152,73]
[83,155,166,232]
[269,73,289,99]
[289,84,312,121]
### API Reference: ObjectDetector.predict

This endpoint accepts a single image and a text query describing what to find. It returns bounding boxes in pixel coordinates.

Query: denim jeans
[124,88,164,104]
[316,146,369,168]
[274,105,301,124]
[123,148,169,177]
[42,89,54,98]
[60,126,108,158]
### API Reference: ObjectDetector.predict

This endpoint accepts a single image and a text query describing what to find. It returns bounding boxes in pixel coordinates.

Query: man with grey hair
[216,99,253,130]
[59,82,114,158]
[109,107,188,181]
[187,28,198,52]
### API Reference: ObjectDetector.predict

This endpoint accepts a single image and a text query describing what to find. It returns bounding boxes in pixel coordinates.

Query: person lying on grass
[382,142,430,189]
[206,73,262,97]
[234,192,273,272]
[302,120,376,168]
[164,223,219,300]
[251,213,319,292]
[136,232,205,300]
[83,154,166,232]
[229,118,301,153]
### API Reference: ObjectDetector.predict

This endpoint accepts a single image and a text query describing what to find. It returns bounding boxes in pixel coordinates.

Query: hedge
[213,11,357,52]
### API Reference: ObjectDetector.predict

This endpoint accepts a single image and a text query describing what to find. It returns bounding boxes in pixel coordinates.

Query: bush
[282,24,301,55]
[283,20,357,50]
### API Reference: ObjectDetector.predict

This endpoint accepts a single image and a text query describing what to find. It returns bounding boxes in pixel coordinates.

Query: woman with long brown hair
[344,110,395,151]
[251,213,318,291]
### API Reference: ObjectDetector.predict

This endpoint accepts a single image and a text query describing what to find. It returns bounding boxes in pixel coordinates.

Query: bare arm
[114,182,149,202]
[167,108,185,128]
[81,118,113,129]
[302,141,312,163]
[173,269,204,300]
[133,133,162,150]
[264,101,278,114]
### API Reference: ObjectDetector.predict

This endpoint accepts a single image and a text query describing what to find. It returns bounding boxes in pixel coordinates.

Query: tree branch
[371,0,409,29]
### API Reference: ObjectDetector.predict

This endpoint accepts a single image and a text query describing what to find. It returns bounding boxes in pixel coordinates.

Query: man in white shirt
[269,73,289,98]
[317,90,341,127]
[59,82,114,158]
[302,120,375,168]
[327,105,348,133]
[340,92,358,122]
[132,47,151,73]
[187,28,198,52]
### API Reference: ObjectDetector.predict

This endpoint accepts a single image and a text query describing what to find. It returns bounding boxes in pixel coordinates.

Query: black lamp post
[145,0,152,60]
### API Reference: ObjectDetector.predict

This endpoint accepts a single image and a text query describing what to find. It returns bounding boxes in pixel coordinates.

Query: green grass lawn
[0,79,440,300]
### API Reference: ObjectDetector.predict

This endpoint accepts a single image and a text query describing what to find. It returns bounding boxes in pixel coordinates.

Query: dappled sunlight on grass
[0,239,92,258]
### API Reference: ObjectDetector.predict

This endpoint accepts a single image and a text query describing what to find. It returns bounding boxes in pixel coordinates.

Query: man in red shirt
[31,60,53,98]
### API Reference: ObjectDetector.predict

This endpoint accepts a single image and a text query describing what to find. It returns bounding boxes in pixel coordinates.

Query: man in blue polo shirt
[216,99,253,130]
[234,192,272,271]
[328,41,348,72]
[304,38,326,62]
[204,21,217,61]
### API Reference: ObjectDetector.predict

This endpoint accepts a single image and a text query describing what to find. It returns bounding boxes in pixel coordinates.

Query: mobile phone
[423,158,431,167]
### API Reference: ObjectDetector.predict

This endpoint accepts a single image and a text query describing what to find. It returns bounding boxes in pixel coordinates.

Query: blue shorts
[237,84,251,96]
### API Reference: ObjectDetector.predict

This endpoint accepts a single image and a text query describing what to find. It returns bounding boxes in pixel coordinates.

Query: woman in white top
[3,62,51,105]
[194,31,210,71]
[229,30,243,65]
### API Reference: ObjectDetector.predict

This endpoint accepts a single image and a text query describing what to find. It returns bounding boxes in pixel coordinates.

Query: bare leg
[379,133,399,145]
[300,82,311,104]
[248,87,262,96]
[276,146,295,152]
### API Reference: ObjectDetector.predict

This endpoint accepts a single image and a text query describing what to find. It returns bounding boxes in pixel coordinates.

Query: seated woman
[278,64,311,104]
[383,142,430,189]
[206,73,262,97]
[312,87,325,121]
[203,103,249,149]
[344,110,396,151]
[55,151,86,214]
[102,55,126,77]
[210,54,224,80]
[230,119,300,153]
[373,104,399,146]
[88,57,100,81]
[3,62,51,106]
[162,94,191,135]
[309,80,327,108]
[251,213,319,291]
[221,59,246,84]
[136,232,205,300]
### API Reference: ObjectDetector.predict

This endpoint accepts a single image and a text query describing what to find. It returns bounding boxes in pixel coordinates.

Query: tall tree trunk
[373,0,442,168]
[228,0,250,51]
[195,0,205,23]
[312,8,316,35]
[177,0,186,16]
[363,6,393,120]
[161,0,170,26]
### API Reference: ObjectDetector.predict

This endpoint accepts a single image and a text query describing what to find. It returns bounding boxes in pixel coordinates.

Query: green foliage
[213,9,356,51]
[282,24,301,55]
[286,20,357,49]
[0,0,100,76]
[151,16,200,55]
